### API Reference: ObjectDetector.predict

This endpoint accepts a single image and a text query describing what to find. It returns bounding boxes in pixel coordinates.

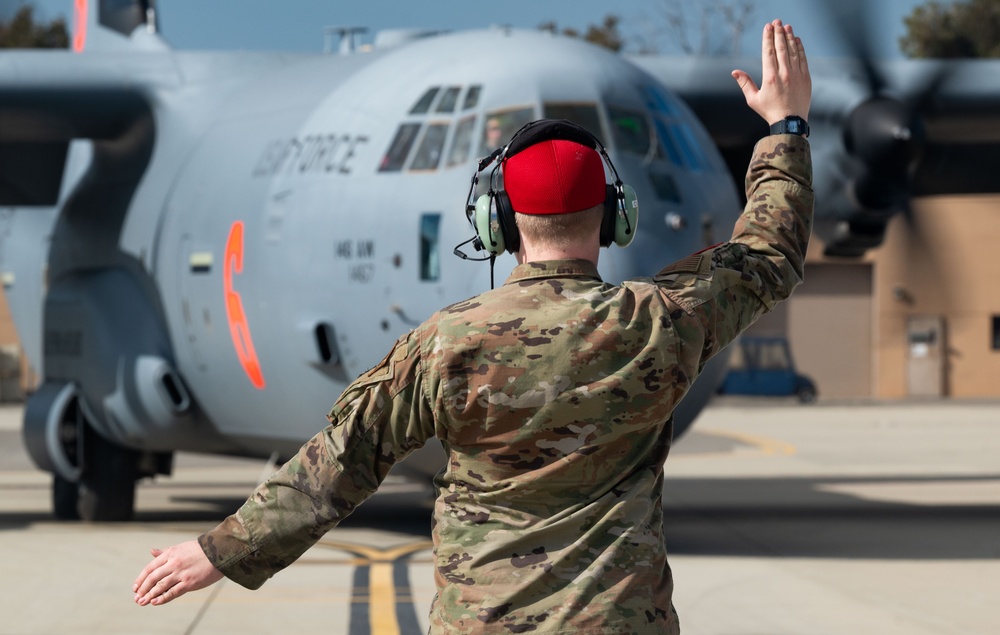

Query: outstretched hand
[732,19,812,126]
[133,539,224,606]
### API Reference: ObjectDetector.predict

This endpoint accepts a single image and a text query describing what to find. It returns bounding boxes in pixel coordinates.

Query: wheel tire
[796,384,817,404]
[77,429,139,522]
[52,474,81,521]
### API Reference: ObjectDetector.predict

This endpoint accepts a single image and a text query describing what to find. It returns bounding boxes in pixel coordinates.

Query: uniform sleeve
[197,329,436,590]
[654,134,813,370]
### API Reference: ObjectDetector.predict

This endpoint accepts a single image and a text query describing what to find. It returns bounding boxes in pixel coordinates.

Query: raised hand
[732,19,812,126]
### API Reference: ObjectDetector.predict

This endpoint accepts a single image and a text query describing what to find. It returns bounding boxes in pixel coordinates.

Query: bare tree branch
[643,0,758,56]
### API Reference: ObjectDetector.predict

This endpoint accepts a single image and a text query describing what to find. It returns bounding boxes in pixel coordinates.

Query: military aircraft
[1,1,744,521]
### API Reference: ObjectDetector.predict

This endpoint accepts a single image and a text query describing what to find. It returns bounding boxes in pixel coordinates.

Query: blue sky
[10,0,940,58]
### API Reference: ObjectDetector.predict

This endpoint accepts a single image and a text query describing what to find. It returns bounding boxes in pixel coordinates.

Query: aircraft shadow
[663,474,1000,560]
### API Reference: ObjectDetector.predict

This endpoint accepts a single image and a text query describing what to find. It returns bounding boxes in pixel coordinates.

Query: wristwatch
[770,115,810,137]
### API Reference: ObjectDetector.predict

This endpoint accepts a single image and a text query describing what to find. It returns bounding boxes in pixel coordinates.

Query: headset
[459,119,639,258]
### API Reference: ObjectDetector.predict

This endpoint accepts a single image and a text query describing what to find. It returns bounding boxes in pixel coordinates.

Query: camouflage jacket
[199,135,813,634]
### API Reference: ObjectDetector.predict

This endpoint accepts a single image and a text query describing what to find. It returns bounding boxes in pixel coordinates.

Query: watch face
[772,117,808,136]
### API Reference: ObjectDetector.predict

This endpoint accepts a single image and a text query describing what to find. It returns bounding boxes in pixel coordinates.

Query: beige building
[0,286,28,400]
[750,195,1000,400]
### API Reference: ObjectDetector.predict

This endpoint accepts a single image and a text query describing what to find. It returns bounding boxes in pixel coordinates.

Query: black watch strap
[770,116,810,137]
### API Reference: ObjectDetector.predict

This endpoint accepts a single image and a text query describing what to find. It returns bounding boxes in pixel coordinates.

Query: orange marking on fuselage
[72,0,88,53]
[224,221,266,389]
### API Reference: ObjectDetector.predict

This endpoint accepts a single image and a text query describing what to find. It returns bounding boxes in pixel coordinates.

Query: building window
[993,316,1000,350]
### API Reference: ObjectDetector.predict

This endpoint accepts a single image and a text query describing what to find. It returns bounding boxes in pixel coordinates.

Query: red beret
[503,139,606,215]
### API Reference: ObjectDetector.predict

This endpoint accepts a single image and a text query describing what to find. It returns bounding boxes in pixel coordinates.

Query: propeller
[814,0,948,257]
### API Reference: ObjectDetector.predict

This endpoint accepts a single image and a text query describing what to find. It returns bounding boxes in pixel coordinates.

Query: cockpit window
[447,115,476,166]
[379,123,421,172]
[643,85,679,118]
[410,123,449,170]
[463,85,482,110]
[409,87,440,115]
[481,107,535,156]
[608,106,652,156]
[543,104,605,144]
[669,123,707,172]
[653,119,682,166]
[436,87,461,113]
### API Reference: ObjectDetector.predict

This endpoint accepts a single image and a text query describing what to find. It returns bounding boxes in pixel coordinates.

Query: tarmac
[1,397,998,635]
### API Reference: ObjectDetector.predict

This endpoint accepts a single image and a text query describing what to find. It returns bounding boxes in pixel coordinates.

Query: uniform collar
[503,259,603,285]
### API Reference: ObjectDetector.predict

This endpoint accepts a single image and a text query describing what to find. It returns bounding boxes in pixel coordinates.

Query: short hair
[515,204,604,249]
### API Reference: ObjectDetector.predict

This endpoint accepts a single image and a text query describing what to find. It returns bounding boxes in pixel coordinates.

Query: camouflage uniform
[199,135,813,633]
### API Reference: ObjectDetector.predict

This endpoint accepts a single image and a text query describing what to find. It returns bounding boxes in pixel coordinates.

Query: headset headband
[504,119,599,158]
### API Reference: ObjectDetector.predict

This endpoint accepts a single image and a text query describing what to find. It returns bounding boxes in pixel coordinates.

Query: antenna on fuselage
[323,26,368,54]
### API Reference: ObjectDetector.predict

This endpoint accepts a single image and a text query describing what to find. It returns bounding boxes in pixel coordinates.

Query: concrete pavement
[0,399,997,634]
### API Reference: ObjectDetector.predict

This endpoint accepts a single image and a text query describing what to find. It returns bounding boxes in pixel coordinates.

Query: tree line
[0,6,67,49]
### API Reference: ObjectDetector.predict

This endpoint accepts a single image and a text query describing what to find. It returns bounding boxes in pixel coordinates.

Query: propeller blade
[818,0,885,96]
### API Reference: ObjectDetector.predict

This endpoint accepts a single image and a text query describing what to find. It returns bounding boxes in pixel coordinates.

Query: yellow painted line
[718,429,796,455]
[370,562,398,634]
[316,540,433,635]
[700,429,797,456]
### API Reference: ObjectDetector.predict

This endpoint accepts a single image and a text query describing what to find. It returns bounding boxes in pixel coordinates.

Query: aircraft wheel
[77,429,139,522]
[52,474,81,521]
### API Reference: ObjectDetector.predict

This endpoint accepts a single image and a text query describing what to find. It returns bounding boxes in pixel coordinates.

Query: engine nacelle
[23,382,81,482]
[43,266,198,451]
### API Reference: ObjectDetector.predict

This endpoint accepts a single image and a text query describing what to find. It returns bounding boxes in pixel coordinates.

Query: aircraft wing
[0,50,308,206]
[0,52,161,205]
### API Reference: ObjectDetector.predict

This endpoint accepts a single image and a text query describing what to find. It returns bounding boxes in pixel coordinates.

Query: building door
[906,315,946,397]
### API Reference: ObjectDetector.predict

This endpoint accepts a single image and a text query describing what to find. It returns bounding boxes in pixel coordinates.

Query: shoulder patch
[654,252,706,280]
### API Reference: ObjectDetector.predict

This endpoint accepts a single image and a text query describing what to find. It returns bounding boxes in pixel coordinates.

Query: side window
[643,84,678,118]
[379,123,421,172]
[410,123,449,170]
[543,103,605,144]
[653,119,682,167]
[447,115,476,167]
[409,87,440,115]
[670,123,706,172]
[481,107,535,156]
[648,171,682,203]
[420,214,442,281]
